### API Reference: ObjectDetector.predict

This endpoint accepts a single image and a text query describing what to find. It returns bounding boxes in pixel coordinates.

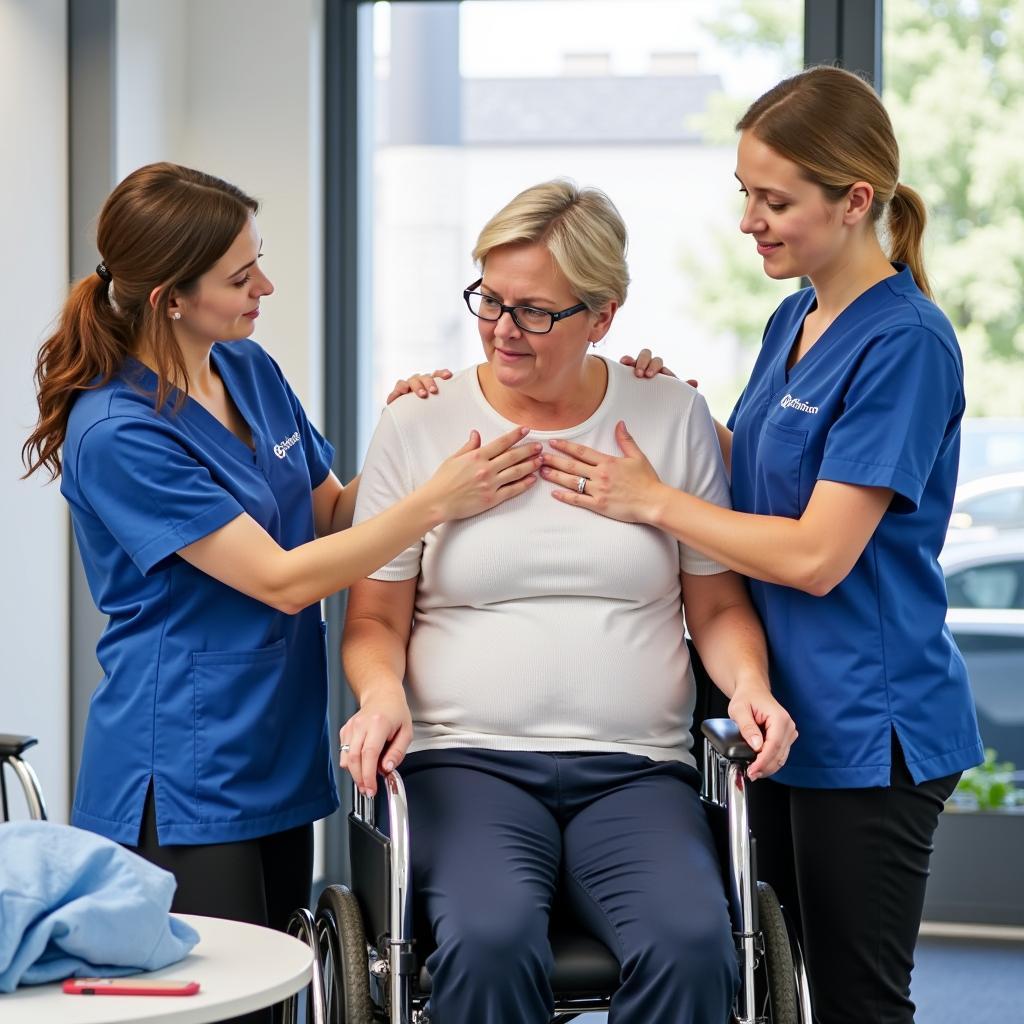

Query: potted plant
[923,749,1024,926]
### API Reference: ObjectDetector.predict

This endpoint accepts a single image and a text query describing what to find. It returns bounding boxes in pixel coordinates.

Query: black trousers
[747,735,959,1024]
[129,785,314,1024]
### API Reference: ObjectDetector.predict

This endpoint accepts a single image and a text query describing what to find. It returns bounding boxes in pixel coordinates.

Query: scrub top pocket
[192,638,289,820]
[757,420,808,518]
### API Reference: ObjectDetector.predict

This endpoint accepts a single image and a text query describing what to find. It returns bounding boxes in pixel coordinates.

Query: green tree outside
[689,0,1024,416]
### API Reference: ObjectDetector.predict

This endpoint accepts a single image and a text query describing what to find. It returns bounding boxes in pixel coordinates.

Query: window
[360,0,803,452]
[950,629,1024,768]
[946,562,1024,610]
[885,1,1024,794]
[959,421,1024,483]
[883,2,1024,459]
[955,488,1024,532]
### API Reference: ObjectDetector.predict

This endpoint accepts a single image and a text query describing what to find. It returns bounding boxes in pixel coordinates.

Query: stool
[0,734,48,821]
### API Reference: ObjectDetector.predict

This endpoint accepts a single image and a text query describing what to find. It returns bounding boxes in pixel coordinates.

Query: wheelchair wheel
[756,881,799,1024]
[316,884,375,1024]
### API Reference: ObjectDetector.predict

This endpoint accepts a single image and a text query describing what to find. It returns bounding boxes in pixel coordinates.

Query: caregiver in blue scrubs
[21,163,538,954]
[540,68,983,1023]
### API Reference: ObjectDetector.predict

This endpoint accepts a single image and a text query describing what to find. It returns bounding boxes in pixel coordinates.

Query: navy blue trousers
[401,749,738,1024]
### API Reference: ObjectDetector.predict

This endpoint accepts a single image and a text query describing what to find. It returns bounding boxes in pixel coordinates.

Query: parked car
[941,534,1024,609]
[959,418,1024,484]
[946,472,1024,544]
[941,535,1024,767]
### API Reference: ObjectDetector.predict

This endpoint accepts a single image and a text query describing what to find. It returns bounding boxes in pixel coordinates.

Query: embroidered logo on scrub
[780,394,819,415]
[273,431,301,459]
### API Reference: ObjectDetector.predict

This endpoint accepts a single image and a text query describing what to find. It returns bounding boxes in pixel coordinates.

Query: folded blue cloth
[0,821,199,991]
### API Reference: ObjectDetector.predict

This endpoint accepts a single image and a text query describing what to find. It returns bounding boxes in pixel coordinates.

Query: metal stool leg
[283,906,327,1024]
[1,736,47,822]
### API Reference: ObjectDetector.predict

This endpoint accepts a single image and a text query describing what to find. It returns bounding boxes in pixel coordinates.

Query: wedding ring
[340,743,351,754]
[576,476,587,494]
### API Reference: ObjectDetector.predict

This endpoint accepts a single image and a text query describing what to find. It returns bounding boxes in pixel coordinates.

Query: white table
[0,914,313,1023]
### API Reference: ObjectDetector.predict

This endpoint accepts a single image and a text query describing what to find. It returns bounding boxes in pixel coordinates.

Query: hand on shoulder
[386,369,454,405]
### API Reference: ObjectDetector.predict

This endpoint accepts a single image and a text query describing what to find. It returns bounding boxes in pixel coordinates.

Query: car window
[946,561,1024,609]
[956,488,1024,530]
[949,631,1024,767]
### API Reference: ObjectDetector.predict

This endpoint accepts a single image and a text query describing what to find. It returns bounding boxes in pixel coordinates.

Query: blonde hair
[737,65,931,298]
[472,180,630,310]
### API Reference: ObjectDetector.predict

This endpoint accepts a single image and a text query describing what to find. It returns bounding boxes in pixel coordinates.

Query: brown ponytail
[887,182,931,299]
[23,272,139,480]
[22,162,258,480]
[737,66,932,297]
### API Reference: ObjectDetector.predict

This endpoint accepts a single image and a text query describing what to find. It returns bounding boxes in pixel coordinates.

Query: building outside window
[362,0,803,450]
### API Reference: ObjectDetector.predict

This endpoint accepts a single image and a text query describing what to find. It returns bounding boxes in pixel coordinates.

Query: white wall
[115,0,325,421]
[0,0,70,821]
[115,1,187,174]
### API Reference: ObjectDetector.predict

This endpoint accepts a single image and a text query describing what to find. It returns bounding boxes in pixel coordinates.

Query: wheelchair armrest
[701,718,755,763]
[0,735,38,759]
[348,771,413,965]
[348,811,392,949]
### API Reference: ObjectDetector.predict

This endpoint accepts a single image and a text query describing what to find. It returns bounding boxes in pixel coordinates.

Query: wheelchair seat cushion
[416,920,620,998]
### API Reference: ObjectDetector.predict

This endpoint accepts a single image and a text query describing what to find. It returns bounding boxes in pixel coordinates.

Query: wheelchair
[297,713,813,1024]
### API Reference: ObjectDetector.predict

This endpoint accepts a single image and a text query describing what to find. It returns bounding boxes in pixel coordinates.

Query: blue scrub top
[728,265,983,788]
[61,340,340,844]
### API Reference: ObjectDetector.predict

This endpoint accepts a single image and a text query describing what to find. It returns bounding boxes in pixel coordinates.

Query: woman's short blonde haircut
[472,180,630,311]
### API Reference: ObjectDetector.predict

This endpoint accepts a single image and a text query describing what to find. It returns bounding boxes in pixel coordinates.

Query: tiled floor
[574,935,1024,1023]
[911,935,1024,1023]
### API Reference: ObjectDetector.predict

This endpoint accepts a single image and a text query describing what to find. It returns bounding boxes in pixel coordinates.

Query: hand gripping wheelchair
[292,711,813,1024]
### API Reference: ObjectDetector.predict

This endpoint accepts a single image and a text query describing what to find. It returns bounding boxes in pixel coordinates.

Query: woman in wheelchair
[340,180,797,1024]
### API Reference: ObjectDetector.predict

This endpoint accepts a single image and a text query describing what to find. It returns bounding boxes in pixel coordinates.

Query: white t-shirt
[353,356,731,765]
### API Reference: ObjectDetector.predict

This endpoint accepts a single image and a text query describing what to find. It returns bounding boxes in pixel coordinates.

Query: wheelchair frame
[700,720,813,1024]
[300,720,812,1024]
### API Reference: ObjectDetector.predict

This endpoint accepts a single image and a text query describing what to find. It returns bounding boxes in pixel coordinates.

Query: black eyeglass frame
[462,278,589,335]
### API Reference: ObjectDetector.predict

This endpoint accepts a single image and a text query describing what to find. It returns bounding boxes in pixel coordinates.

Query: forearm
[687,596,770,698]
[273,492,436,611]
[681,568,798,774]
[342,615,409,705]
[651,488,824,593]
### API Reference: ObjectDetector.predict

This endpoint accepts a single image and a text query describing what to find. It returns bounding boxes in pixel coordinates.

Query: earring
[172,311,181,321]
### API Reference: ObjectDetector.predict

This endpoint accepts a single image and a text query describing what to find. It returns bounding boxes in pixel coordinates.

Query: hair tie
[96,262,112,283]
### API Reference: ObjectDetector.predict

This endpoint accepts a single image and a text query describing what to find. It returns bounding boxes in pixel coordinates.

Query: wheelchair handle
[701,718,756,763]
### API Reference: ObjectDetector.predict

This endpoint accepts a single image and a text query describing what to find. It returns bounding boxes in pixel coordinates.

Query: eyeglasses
[463,279,589,335]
